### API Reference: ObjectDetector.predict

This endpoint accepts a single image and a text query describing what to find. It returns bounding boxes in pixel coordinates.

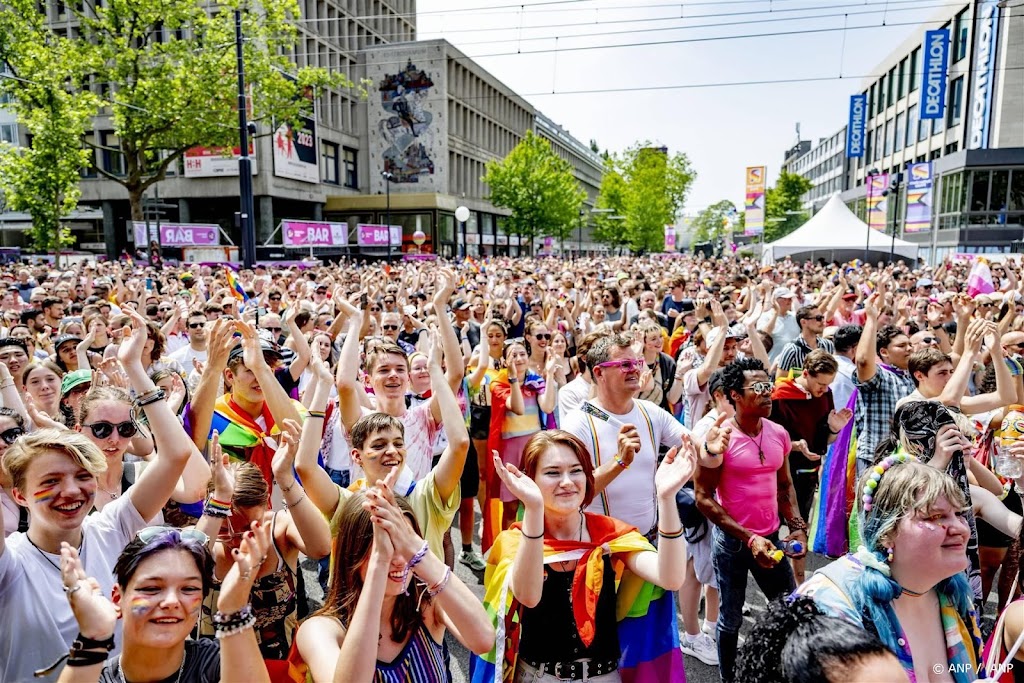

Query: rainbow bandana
[469,514,685,683]
[208,394,306,486]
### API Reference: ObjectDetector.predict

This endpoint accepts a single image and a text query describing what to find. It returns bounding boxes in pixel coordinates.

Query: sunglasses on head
[0,427,24,445]
[744,381,773,396]
[83,420,138,439]
[136,526,210,545]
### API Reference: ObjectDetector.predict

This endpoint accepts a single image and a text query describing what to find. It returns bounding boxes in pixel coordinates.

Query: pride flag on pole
[225,267,248,302]
[967,258,995,297]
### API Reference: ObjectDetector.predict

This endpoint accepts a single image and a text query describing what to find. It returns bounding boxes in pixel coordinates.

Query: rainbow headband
[861,451,917,512]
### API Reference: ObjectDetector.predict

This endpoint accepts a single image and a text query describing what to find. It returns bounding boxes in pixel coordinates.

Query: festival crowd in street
[3,251,1024,683]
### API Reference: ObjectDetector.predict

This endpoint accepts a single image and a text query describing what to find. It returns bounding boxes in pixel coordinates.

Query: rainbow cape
[225,266,248,302]
[469,515,685,683]
[808,388,859,557]
[208,394,306,486]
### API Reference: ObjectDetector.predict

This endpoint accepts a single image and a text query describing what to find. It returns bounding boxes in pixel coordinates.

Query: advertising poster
[281,220,347,247]
[846,94,867,158]
[131,222,220,247]
[273,115,318,184]
[356,223,402,247]
[904,162,934,233]
[664,224,677,252]
[920,29,949,121]
[744,166,766,236]
[867,173,890,231]
[183,143,257,177]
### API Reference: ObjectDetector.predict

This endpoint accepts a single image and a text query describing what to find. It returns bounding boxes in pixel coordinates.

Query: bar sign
[920,29,949,120]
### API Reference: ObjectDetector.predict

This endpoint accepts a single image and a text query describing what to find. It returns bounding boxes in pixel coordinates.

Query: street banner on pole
[867,173,890,231]
[281,220,347,246]
[920,29,950,121]
[664,225,677,252]
[744,166,766,236]
[904,162,934,233]
[846,94,867,158]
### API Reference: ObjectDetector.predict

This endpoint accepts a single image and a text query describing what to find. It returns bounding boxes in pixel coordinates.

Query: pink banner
[357,223,401,247]
[282,220,347,247]
[158,223,219,247]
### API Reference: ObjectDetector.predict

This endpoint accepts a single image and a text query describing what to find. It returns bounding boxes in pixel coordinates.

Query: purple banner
[904,162,934,233]
[282,220,347,247]
[357,223,401,247]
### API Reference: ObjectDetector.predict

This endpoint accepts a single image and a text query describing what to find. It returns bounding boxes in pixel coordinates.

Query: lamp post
[881,171,904,263]
[235,9,257,269]
[577,208,585,257]
[382,171,395,263]
[455,205,469,258]
[864,168,880,264]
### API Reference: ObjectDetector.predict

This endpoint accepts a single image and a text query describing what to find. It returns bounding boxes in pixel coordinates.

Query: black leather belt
[520,657,619,680]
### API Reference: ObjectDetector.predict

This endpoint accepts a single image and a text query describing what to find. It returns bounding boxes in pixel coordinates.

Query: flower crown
[861,450,917,512]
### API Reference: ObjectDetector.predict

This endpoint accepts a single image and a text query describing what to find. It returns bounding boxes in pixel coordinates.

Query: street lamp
[881,172,904,263]
[455,205,470,258]
[864,168,880,264]
[577,209,585,257]
[382,171,395,263]
[235,9,257,269]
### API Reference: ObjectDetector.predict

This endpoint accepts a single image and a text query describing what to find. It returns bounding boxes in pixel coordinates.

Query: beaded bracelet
[427,566,452,598]
[408,541,430,571]
[613,455,630,469]
[213,604,256,639]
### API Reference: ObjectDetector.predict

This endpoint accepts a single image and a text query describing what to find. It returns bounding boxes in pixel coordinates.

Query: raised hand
[234,319,266,370]
[205,318,235,372]
[117,306,150,370]
[616,423,641,467]
[704,413,733,456]
[654,442,698,498]
[209,431,236,502]
[60,543,119,640]
[271,419,303,486]
[310,351,333,383]
[792,439,821,462]
[827,407,853,434]
[425,326,443,371]
[862,292,881,320]
[492,451,543,511]
[217,519,273,614]
[364,486,423,565]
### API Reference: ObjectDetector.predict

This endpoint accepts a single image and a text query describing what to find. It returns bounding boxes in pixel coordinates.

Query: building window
[906,104,917,148]
[883,119,893,157]
[953,9,969,63]
[947,76,964,127]
[897,58,906,100]
[887,67,895,105]
[342,147,357,189]
[877,76,885,111]
[0,123,16,145]
[100,130,124,176]
[320,141,338,185]
[909,47,920,92]
[894,112,905,152]
[868,84,875,117]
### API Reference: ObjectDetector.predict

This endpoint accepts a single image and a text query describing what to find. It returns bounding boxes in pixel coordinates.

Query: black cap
[228,340,283,364]
[452,298,470,311]
[54,334,83,350]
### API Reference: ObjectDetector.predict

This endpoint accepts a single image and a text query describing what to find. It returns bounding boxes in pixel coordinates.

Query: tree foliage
[0,7,97,260]
[591,163,628,249]
[594,143,695,254]
[0,0,350,223]
[763,171,813,241]
[482,130,586,246]
[692,199,740,243]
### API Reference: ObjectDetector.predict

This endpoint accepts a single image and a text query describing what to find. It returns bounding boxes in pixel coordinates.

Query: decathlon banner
[968,0,1000,149]
[920,29,949,120]
[744,166,766,236]
[867,173,890,231]
[846,94,867,158]
[904,162,934,233]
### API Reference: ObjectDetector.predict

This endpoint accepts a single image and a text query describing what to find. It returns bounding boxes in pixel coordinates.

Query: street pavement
[300,515,839,683]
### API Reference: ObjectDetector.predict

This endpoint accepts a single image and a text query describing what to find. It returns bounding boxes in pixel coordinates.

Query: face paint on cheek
[33,486,57,503]
[130,596,156,616]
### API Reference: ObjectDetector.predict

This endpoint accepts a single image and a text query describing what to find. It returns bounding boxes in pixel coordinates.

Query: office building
[782,129,849,213]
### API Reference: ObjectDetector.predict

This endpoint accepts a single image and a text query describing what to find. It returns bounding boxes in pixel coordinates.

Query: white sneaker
[702,623,717,641]
[680,633,719,666]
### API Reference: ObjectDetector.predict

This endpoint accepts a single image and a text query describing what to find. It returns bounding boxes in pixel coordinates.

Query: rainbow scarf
[808,388,859,557]
[225,266,248,302]
[208,394,306,487]
[469,515,685,683]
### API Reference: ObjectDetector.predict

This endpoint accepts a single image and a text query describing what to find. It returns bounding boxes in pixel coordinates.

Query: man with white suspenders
[561,333,700,539]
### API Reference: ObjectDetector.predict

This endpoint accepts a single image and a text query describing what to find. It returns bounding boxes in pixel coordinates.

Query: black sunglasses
[369,306,381,312]
[382,324,399,331]
[83,421,138,439]
[533,333,551,340]
[269,296,282,301]
[188,322,204,329]
[264,326,282,333]
[0,427,24,445]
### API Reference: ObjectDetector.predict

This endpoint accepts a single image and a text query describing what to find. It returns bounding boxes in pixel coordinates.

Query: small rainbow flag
[225,267,248,302]
[466,255,483,274]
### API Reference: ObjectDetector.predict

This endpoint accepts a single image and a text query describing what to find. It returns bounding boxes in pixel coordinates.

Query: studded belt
[520,657,619,681]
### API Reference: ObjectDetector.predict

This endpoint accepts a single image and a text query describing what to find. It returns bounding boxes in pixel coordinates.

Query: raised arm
[121,307,207,522]
[855,292,881,382]
[195,433,233,544]
[423,330,470,502]
[235,319,301,426]
[284,306,313,382]
[431,268,465,392]
[492,454,546,608]
[215,521,274,683]
[188,319,234,452]
[333,298,367,433]
[937,318,984,407]
[294,354,342,518]
[272,420,332,560]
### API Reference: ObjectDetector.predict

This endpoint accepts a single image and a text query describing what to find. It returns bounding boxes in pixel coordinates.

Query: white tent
[760,194,919,265]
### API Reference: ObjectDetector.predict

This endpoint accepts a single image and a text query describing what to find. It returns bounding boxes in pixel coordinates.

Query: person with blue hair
[795,454,983,682]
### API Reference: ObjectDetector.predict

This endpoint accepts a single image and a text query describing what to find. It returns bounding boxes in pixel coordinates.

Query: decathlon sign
[969,0,1000,149]
[920,29,949,120]
[846,94,867,158]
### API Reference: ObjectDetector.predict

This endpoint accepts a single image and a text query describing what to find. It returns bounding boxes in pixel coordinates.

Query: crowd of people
[2,251,1024,682]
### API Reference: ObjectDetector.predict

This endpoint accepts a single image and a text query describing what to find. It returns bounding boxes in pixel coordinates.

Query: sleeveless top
[374,623,451,683]
[200,512,297,660]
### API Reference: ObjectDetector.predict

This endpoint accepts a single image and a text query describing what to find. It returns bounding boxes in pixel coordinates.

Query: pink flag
[967,258,995,297]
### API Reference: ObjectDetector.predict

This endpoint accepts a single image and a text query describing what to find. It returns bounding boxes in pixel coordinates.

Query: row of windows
[447,61,532,134]
[450,152,487,201]
[863,76,965,163]
[320,142,356,188]
[448,100,521,157]
[938,170,1024,215]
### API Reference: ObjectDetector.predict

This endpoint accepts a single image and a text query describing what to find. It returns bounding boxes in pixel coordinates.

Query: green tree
[482,130,585,248]
[763,171,812,241]
[692,199,739,243]
[595,143,695,253]
[0,0,348,223]
[0,8,97,261]
[591,163,628,249]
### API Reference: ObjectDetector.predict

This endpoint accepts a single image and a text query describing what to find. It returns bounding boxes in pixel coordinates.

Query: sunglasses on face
[370,307,381,312]
[269,296,281,301]
[158,307,172,313]
[381,324,399,331]
[596,358,645,373]
[0,427,24,445]
[744,381,773,396]
[136,526,209,545]
[188,322,204,329]
[805,315,824,322]
[264,326,282,333]
[922,336,938,345]
[384,299,395,305]
[533,333,551,340]
[83,420,138,439]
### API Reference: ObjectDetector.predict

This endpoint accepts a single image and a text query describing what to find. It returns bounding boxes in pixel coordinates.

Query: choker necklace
[901,586,927,597]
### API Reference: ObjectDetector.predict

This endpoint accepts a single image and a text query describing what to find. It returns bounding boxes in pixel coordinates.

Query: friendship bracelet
[214,613,257,639]
[66,650,110,668]
[213,604,254,626]
[307,410,326,419]
[284,492,306,509]
[136,388,167,408]
[35,634,115,676]
[204,497,232,518]
[520,529,544,540]
[613,455,630,469]
[658,527,685,540]
[427,566,452,598]
[408,541,430,571]
[746,535,759,549]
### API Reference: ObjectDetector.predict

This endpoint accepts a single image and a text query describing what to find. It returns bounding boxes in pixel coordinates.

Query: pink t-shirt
[715,418,792,536]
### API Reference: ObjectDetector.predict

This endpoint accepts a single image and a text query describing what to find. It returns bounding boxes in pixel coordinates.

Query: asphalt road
[299,517,844,683]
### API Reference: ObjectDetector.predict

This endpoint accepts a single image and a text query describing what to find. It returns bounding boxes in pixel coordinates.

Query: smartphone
[359,292,369,309]
[145,277,153,290]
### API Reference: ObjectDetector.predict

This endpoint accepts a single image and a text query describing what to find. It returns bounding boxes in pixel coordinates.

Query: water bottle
[998,406,1024,479]
[778,539,804,556]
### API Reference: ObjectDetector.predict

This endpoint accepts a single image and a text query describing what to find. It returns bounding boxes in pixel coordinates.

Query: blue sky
[416,0,954,212]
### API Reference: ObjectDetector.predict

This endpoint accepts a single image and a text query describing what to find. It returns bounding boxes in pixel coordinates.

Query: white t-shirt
[682,368,711,430]
[169,343,207,371]
[0,495,150,682]
[558,375,591,416]
[561,399,689,533]
[757,311,800,362]
[831,355,856,412]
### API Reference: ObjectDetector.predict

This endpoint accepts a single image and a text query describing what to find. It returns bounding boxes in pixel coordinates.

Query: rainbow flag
[466,256,484,274]
[469,515,685,683]
[808,389,858,557]
[225,267,248,302]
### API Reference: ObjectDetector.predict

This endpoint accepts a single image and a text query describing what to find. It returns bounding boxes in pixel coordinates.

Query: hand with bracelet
[615,423,641,470]
[272,419,305,507]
